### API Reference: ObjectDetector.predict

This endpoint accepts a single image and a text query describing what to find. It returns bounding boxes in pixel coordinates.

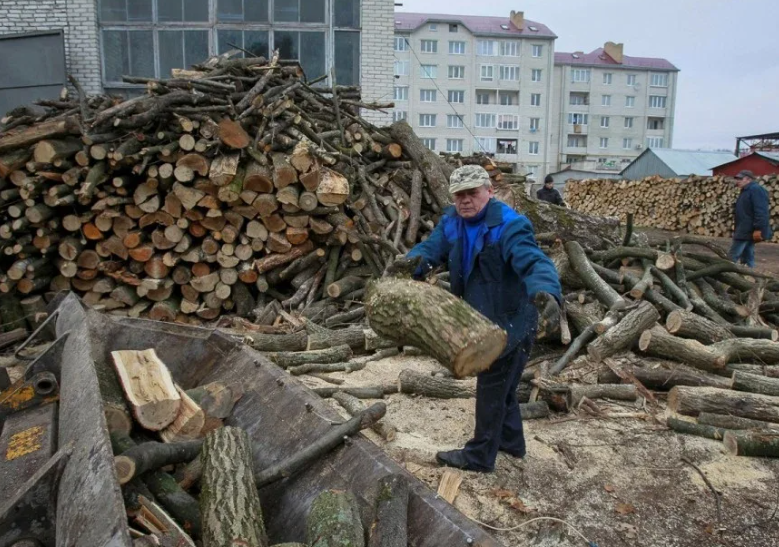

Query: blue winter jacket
[407,198,562,356]
[734,181,773,241]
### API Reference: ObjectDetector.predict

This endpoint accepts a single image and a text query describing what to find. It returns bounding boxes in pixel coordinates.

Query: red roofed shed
[712,152,779,177]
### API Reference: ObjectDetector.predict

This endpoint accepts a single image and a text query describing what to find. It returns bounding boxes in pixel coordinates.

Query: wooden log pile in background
[564,174,779,243]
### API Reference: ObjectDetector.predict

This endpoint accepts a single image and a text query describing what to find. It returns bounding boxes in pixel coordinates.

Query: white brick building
[551,42,679,174]
[0,0,393,124]
[393,11,557,180]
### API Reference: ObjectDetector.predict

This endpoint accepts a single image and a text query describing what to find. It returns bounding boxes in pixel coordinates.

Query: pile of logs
[564,174,779,243]
[0,51,458,324]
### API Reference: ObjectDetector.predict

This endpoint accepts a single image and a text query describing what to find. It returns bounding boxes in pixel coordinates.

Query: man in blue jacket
[730,170,773,267]
[404,165,562,472]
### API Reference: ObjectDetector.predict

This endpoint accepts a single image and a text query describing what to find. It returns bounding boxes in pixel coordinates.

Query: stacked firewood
[564,174,779,243]
[0,52,453,324]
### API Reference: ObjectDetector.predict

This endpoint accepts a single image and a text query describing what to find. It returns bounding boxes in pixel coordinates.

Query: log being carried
[367,165,562,473]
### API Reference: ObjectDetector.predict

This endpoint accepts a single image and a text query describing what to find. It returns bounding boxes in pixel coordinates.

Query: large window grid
[98,0,361,87]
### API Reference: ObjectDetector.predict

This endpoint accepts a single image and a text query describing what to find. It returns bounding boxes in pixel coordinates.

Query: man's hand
[753,230,764,243]
[384,255,422,278]
[534,292,561,338]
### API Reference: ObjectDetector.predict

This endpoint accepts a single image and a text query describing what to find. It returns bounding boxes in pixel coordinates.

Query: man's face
[453,184,493,219]
[545,182,554,189]
[735,176,751,189]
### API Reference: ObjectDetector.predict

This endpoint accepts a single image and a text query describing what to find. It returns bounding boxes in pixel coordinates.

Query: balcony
[568,124,588,135]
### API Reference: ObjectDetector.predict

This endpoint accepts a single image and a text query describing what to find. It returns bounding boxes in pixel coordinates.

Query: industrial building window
[446,139,464,152]
[650,73,669,87]
[449,41,466,54]
[394,36,409,51]
[499,65,520,81]
[448,90,465,103]
[568,113,588,125]
[530,93,541,107]
[601,94,611,106]
[599,137,609,149]
[646,137,664,148]
[99,0,360,86]
[531,44,543,57]
[420,39,438,53]
[480,65,495,81]
[393,86,408,100]
[419,114,437,127]
[448,65,465,79]
[528,141,539,155]
[625,96,635,107]
[531,69,542,82]
[649,95,667,108]
[474,137,496,153]
[624,117,634,128]
[497,115,519,130]
[600,116,610,128]
[500,41,519,57]
[394,60,409,76]
[603,72,612,85]
[420,65,437,78]
[477,40,497,56]
[627,74,637,86]
[422,138,436,150]
[623,138,633,149]
[420,89,437,102]
[571,69,590,83]
[392,110,407,122]
[497,139,517,154]
[529,118,540,131]
[447,115,464,128]
[474,113,496,128]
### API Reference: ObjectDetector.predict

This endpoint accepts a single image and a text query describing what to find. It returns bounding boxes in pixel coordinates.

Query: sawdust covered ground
[301,353,779,547]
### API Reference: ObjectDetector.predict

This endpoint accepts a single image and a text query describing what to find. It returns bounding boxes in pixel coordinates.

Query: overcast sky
[396,0,779,151]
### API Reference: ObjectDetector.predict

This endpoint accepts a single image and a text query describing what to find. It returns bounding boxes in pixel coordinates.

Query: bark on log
[186,382,242,420]
[638,326,723,373]
[698,412,779,431]
[597,363,730,390]
[521,400,551,420]
[668,386,779,423]
[389,121,449,209]
[666,417,726,441]
[368,474,409,547]
[587,301,659,362]
[313,386,392,399]
[115,439,204,485]
[365,278,507,378]
[333,391,396,441]
[266,344,352,368]
[306,490,364,547]
[200,427,268,547]
[723,431,779,458]
[731,371,779,396]
[567,384,637,408]
[397,369,474,399]
[95,344,134,435]
[665,310,735,344]
[564,241,626,310]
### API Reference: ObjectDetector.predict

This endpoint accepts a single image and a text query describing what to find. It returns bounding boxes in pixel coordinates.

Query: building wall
[360,0,394,126]
[713,156,779,177]
[551,63,677,174]
[620,151,677,180]
[394,23,556,179]
[0,0,102,94]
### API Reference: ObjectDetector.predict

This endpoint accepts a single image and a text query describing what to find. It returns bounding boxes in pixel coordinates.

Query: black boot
[436,449,493,472]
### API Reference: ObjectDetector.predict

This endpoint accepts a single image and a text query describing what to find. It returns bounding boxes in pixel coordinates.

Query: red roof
[394,12,556,39]
[554,48,678,71]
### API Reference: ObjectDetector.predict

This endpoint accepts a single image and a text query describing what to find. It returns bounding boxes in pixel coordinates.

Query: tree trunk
[665,309,734,344]
[597,363,730,390]
[587,301,659,362]
[666,417,726,441]
[723,431,779,457]
[564,241,626,310]
[312,386,391,399]
[668,386,779,423]
[397,369,474,399]
[697,412,779,431]
[306,490,364,547]
[94,348,133,435]
[638,326,723,373]
[365,278,507,378]
[333,391,396,441]
[567,384,637,408]
[266,344,352,368]
[368,474,409,547]
[200,427,268,547]
[731,371,779,396]
[115,439,204,485]
[389,121,449,210]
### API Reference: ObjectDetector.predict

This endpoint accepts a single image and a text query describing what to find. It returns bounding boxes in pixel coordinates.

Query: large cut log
[587,301,659,362]
[266,344,352,368]
[666,417,726,441]
[200,427,268,547]
[306,490,364,547]
[665,309,735,344]
[723,431,779,458]
[567,384,637,407]
[115,439,204,485]
[564,241,626,310]
[389,120,450,209]
[638,326,723,373]
[697,412,779,432]
[368,474,409,547]
[668,386,779,423]
[365,277,507,378]
[0,116,80,153]
[597,363,730,390]
[731,371,779,396]
[397,369,474,399]
[111,349,182,430]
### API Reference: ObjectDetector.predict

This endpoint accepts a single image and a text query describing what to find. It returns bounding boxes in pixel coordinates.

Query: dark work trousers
[462,334,533,471]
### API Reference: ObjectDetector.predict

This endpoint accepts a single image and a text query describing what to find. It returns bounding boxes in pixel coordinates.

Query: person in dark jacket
[729,170,773,267]
[403,165,562,472]
[536,175,565,206]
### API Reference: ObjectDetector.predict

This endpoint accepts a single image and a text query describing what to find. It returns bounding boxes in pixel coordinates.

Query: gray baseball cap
[449,165,491,194]
[735,170,755,180]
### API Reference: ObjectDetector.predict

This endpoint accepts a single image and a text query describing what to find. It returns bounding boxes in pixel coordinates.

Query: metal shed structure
[619,148,737,180]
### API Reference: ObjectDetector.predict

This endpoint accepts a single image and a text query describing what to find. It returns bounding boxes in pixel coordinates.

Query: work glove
[534,292,561,338]
[384,255,422,278]
[753,230,764,243]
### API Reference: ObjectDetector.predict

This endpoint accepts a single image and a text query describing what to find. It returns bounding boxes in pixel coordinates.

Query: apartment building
[393,11,557,180]
[551,42,679,173]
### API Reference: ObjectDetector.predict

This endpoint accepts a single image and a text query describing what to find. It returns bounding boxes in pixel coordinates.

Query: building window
[497,114,519,130]
[273,0,325,22]
[647,137,664,148]
[477,40,497,56]
[571,68,590,83]
[420,39,438,53]
[528,141,540,155]
[476,92,490,105]
[625,96,635,107]
[420,89,436,102]
[393,86,408,100]
[603,72,612,84]
[447,115,464,128]
[499,93,514,106]
[627,74,637,86]
[602,94,611,106]
[480,64,495,81]
[392,111,407,122]
[420,64,437,78]
[531,69,542,82]
[448,90,465,103]
[569,93,588,105]
[599,137,609,149]
[623,138,633,149]
[531,93,541,107]
[568,113,588,125]
[449,41,466,54]
[474,113,496,128]
[500,41,519,57]
[600,116,610,128]
[271,30,326,79]
[394,36,409,51]
[474,137,496,153]
[428,23,437,31]
[497,139,518,154]
[624,116,634,128]
[159,30,210,78]
[394,60,409,76]
[567,136,586,148]
[446,139,464,152]
[649,95,667,108]
[334,30,360,86]
[648,118,664,130]
[422,138,436,150]
[449,23,458,33]
[532,44,543,57]
[499,65,520,81]
[448,65,465,79]
[651,73,669,87]
[529,117,540,132]
[419,114,437,127]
